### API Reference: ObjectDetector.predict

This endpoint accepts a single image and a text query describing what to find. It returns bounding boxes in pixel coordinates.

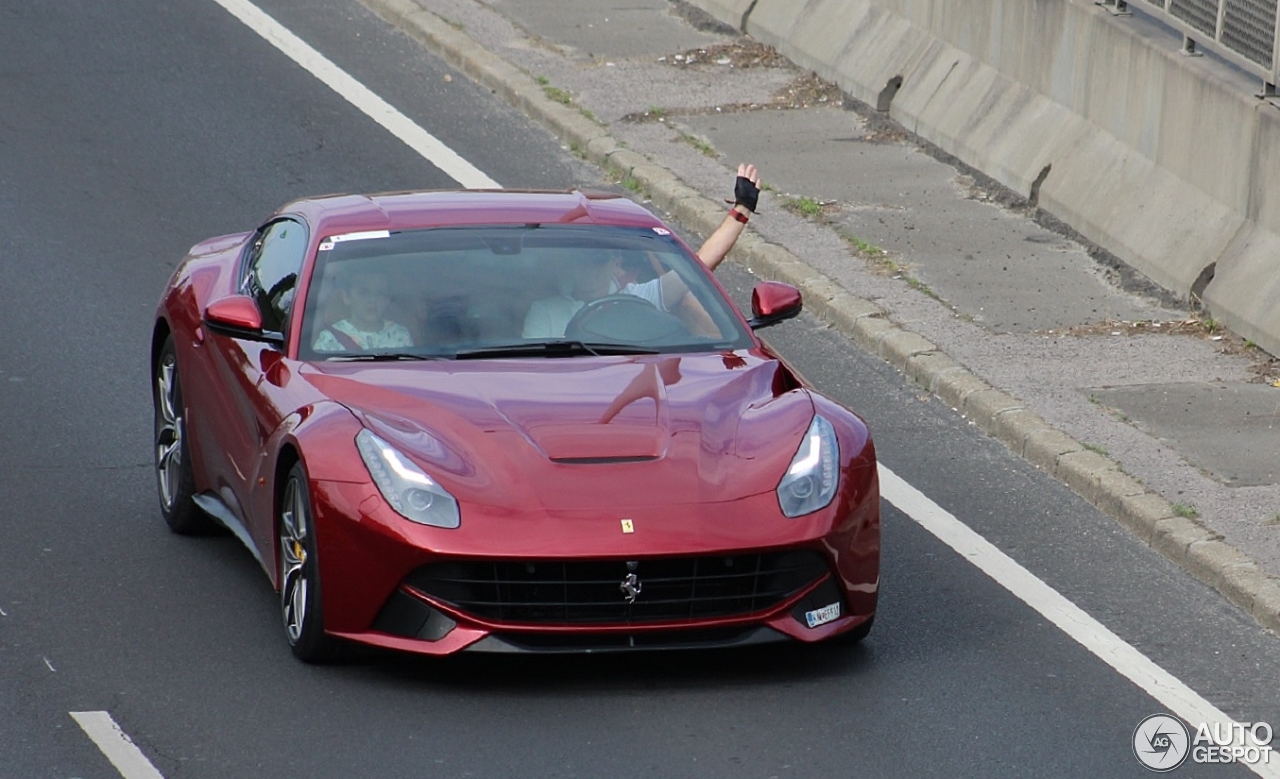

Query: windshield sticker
[325,230,391,246]
[652,227,671,236]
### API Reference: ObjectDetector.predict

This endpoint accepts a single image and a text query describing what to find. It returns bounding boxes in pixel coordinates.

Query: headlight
[776,415,839,517]
[356,429,460,528]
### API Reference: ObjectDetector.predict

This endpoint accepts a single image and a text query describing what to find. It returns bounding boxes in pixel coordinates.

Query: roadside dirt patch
[1045,319,1280,384]
[663,40,844,110]
[664,40,791,69]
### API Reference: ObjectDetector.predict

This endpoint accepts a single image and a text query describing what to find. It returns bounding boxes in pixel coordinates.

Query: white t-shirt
[522,279,664,339]
[313,319,413,352]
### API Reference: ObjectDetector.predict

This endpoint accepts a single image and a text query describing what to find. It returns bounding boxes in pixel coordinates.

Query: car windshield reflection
[299,225,753,361]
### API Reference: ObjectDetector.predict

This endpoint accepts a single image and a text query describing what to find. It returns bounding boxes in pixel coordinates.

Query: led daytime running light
[776,415,839,518]
[356,429,460,528]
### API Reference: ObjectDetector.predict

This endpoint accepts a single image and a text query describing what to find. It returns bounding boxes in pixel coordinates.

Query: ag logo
[1133,714,1190,772]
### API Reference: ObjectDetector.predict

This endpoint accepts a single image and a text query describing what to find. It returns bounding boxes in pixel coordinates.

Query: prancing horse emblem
[620,572,642,604]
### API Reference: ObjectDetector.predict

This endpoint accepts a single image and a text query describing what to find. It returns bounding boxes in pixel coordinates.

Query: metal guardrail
[1097,0,1280,93]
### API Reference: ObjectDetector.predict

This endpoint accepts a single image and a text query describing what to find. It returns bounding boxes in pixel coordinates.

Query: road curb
[358,0,1280,636]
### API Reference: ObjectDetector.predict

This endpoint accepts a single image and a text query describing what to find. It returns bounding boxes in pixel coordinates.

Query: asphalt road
[1,1,1278,777]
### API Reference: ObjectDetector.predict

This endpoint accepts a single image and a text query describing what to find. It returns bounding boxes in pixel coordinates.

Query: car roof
[278,189,666,239]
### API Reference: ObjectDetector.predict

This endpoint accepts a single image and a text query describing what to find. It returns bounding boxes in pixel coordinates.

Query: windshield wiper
[453,341,659,360]
[326,352,443,362]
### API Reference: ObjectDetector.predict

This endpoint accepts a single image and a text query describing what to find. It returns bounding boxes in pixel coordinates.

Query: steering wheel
[564,294,688,344]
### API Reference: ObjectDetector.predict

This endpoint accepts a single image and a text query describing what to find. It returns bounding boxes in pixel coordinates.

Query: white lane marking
[70,711,166,779]
[207,0,501,190]
[43,656,55,672]
[879,464,1280,779]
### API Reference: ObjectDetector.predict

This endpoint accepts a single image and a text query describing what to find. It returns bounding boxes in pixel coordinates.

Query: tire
[154,335,215,534]
[279,462,341,663]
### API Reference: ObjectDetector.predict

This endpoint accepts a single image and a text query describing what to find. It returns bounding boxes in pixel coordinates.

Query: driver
[522,251,667,339]
[521,163,760,339]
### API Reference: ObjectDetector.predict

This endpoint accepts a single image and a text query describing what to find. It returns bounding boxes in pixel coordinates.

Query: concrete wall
[688,0,1280,355]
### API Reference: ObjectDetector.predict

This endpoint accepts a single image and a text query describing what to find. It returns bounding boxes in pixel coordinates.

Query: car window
[243,218,307,335]
[298,225,754,360]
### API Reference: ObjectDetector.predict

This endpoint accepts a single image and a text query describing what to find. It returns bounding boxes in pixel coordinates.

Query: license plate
[804,602,841,628]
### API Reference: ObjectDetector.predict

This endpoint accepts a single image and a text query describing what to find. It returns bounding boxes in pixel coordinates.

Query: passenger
[522,163,760,339]
[313,269,413,352]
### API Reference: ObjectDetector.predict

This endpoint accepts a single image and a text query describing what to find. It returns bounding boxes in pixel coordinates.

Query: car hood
[304,353,814,509]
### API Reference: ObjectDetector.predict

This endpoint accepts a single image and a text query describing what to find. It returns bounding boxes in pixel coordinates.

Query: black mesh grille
[403,551,830,626]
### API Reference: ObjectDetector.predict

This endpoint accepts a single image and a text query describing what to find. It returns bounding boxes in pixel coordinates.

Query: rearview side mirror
[204,295,283,346]
[746,281,802,330]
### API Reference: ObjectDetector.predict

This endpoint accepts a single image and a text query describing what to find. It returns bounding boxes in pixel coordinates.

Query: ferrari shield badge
[620,518,635,534]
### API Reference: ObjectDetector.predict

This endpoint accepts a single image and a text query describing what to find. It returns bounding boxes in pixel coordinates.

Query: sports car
[151,188,879,661]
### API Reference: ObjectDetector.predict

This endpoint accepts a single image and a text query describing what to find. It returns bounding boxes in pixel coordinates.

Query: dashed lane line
[71,711,166,779]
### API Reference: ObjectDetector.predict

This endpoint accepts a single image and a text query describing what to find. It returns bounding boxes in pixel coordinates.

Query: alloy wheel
[154,354,183,511]
[279,476,310,645]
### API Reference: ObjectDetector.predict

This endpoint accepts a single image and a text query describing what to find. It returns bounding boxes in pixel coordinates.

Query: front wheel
[154,335,215,534]
[279,462,341,662]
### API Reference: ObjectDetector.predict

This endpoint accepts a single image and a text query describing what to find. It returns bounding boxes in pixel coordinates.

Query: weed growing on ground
[846,234,885,256]
[543,86,573,105]
[678,133,717,158]
[905,275,938,300]
[782,196,824,218]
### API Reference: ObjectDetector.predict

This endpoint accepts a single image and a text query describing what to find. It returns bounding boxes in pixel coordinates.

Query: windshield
[298,224,753,360]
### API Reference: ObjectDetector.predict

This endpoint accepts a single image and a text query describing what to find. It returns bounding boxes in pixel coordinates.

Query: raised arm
[695,163,760,272]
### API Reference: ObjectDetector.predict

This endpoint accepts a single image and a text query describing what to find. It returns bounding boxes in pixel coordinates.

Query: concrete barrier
[685,0,1280,355]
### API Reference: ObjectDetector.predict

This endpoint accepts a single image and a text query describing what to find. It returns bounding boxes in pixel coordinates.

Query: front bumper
[308,470,878,656]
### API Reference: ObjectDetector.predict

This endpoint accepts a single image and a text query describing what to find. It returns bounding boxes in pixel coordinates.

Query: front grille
[403,551,830,626]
